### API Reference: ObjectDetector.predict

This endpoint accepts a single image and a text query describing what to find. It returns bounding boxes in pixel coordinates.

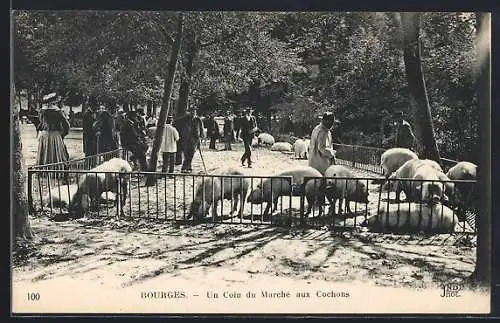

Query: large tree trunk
[400,12,440,161]
[469,12,491,287]
[145,12,184,186]
[176,29,198,117]
[12,87,34,241]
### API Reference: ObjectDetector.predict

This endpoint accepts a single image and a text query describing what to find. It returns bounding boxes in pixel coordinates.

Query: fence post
[351,145,356,167]
[27,169,34,214]
[299,177,306,227]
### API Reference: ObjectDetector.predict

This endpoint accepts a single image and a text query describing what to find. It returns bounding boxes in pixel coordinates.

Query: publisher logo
[440,282,463,298]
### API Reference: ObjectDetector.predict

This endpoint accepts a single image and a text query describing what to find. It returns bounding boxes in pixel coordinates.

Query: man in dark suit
[237,107,258,168]
[82,104,97,156]
[394,111,417,151]
[223,110,234,150]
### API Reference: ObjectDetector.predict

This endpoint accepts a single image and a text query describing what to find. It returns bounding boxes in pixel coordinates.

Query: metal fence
[298,176,477,234]
[27,148,129,213]
[28,148,125,172]
[333,143,460,174]
[28,170,298,226]
[27,168,477,234]
[334,143,386,174]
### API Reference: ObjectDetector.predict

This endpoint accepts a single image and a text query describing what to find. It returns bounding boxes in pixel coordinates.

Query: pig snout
[429,194,441,205]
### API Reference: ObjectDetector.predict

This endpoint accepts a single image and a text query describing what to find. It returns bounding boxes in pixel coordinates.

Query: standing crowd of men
[48,97,417,176]
[82,103,149,171]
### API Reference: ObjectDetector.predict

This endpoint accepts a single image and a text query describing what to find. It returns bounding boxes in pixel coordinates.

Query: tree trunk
[400,12,440,161]
[469,12,491,287]
[36,87,42,110]
[147,100,153,117]
[145,12,184,186]
[152,102,158,117]
[17,91,22,111]
[27,90,33,111]
[12,88,34,241]
[177,29,198,117]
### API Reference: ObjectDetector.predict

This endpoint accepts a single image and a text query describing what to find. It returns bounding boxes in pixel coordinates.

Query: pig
[446,161,477,180]
[387,158,443,195]
[42,184,79,209]
[42,184,118,210]
[380,147,418,179]
[257,133,275,146]
[445,161,477,219]
[388,159,452,205]
[247,166,324,216]
[251,135,259,147]
[188,169,249,221]
[445,161,477,202]
[363,203,459,234]
[68,158,132,217]
[270,142,293,152]
[324,165,369,215]
[293,139,308,159]
[304,139,311,156]
[420,159,443,172]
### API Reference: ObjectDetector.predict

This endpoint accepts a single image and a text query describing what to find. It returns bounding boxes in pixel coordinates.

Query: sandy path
[13,124,482,313]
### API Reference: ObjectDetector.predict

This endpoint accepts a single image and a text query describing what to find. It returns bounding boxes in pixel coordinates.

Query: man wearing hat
[308,111,337,175]
[82,100,98,157]
[93,105,118,154]
[223,110,235,150]
[121,110,149,171]
[206,113,220,150]
[394,111,417,151]
[161,115,179,176]
[237,107,258,168]
[36,93,70,166]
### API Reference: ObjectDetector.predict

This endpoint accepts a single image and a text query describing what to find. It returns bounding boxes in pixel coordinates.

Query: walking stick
[198,139,208,174]
[96,133,100,165]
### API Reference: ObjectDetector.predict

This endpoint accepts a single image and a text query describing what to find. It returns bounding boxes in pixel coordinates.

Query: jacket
[237,115,257,139]
[161,124,180,153]
[93,110,118,153]
[38,108,70,138]
[308,123,336,175]
[395,120,416,149]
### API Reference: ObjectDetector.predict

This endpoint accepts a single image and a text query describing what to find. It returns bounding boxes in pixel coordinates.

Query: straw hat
[42,92,58,104]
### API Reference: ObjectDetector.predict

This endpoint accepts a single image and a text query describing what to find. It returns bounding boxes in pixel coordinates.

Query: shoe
[248,164,252,168]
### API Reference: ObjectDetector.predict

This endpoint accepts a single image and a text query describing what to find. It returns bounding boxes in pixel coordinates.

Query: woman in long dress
[36,93,70,166]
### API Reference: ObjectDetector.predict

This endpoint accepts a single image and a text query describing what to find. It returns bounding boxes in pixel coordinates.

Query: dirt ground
[13,124,484,313]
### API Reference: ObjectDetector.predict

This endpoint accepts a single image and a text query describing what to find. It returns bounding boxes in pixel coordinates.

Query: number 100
[27,292,40,301]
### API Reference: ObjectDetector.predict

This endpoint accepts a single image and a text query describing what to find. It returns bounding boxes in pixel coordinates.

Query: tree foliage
[13,11,480,161]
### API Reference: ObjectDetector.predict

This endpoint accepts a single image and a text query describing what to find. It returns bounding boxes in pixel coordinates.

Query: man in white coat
[161,115,180,177]
[308,112,337,175]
